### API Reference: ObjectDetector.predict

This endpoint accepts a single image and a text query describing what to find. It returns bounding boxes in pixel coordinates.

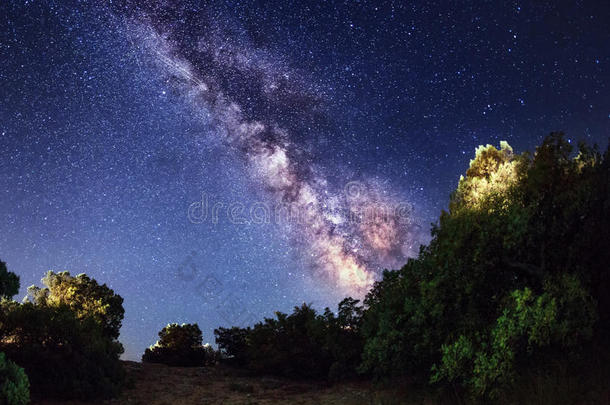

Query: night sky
[1,0,608,360]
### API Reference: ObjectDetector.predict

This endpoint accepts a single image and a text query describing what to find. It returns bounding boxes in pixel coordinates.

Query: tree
[325,298,364,380]
[1,271,125,400]
[214,326,250,366]
[360,133,608,400]
[158,323,202,349]
[27,271,124,339]
[142,323,212,367]
[0,300,125,400]
[0,261,19,299]
[215,301,365,380]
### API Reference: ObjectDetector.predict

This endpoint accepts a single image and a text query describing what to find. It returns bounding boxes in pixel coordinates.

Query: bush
[0,352,29,405]
[143,323,214,366]
[431,274,596,399]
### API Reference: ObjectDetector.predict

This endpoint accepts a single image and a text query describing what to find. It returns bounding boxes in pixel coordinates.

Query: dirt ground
[32,361,421,405]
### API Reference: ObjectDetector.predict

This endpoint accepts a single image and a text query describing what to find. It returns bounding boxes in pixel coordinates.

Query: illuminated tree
[1,272,125,400]
[361,133,608,400]
[27,271,124,339]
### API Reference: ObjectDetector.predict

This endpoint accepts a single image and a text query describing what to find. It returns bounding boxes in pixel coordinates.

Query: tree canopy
[1,269,125,400]
[214,299,365,380]
[27,271,124,339]
[0,261,19,299]
[211,134,609,401]
[360,133,609,399]
[142,323,217,366]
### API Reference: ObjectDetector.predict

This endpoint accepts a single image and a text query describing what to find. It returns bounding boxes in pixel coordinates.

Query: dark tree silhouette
[0,260,19,299]
[143,323,216,366]
[215,300,365,380]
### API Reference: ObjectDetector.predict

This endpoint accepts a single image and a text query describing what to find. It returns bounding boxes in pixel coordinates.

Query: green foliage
[432,274,596,399]
[215,300,364,380]
[360,133,610,400]
[0,272,125,400]
[0,352,29,405]
[27,271,124,339]
[0,261,19,300]
[359,268,428,379]
[452,140,521,211]
[142,323,216,366]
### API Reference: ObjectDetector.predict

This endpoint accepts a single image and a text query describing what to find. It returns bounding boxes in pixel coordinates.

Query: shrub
[0,352,29,405]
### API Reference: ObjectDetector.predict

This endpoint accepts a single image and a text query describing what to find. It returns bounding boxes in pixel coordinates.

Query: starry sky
[1,0,608,360]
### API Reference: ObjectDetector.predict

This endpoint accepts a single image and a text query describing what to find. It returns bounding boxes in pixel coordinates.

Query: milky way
[3,0,607,360]
[118,5,421,296]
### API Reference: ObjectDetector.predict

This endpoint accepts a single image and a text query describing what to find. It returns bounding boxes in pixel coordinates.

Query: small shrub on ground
[0,352,29,405]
